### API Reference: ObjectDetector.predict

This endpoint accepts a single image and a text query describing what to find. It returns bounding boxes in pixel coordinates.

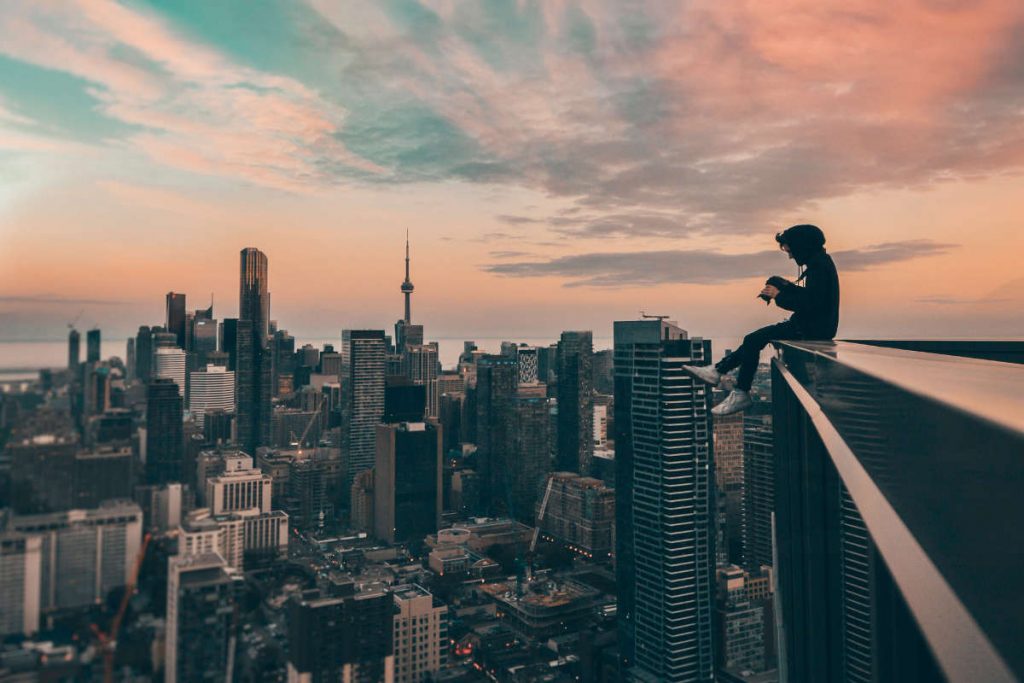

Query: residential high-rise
[614,319,715,682]
[0,532,42,637]
[474,355,517,513]
[742,415,774,573]
[166,552,240,683]
[135,325,153,383]
[146,378,184,485]
[67,328,80,370]
[166,292,187,348]
[714,412,745,565]
[86,328,101,363]
[189,365,235,421]
[403,343,439,418]
[392,585,448,683]
[287,575,395,682]
[7,501,143,612]
[342,329,387,499]
[236,247,272,455]
[373,421,442,544]
[205,452,272,515]
[508,394,552,523]
[557,331,594,474]
[154,346,187,398]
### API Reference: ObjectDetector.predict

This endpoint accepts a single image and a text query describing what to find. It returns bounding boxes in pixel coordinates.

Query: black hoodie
[773,225,840,339]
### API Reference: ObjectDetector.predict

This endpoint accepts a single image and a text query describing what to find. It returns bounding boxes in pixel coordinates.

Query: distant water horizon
[0,335,744,380]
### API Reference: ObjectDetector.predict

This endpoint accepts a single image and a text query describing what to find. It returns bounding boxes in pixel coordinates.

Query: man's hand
[760,284,780,300]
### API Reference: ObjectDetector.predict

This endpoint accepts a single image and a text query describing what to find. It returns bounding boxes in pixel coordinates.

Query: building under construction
[536,472,615,560]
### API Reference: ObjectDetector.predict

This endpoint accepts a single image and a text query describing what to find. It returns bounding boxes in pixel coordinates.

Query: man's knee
[743,328,773,347]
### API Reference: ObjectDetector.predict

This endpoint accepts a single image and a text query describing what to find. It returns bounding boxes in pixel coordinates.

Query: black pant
[715,321,803,391]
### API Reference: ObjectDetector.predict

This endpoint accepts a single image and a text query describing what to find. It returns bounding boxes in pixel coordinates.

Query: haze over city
[2,0,1023,345]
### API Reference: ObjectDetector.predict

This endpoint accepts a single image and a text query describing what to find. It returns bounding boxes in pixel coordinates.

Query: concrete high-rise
[614,319,715,682]
[557,331,594,475]
[342,329,387,499]
[67,328,80,370]
[7,501,143,612]
[0,532,42,637]
[714,412,745,565]
[392,585,448,683]
[205,452,272,515]
[373,421,442,544]
[166,292,187,348]
[135,325,153,383]
[146,377,184,485]
[403,342,439,417]
[236,248,272,455]
[189,364,235,421]
[86,328,101,363]
[509,394,552,523]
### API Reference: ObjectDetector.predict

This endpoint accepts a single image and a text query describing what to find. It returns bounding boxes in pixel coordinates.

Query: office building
[287,575,395,682]
[374,421,442,544]
[350,468,375,533]
[146,378,184,485]
[0,532,42,637]
[205,452,272,515]
[320,349,342,376]
[236,247,272,456]
[7,420,77,514]
[7,501,143,612]
[67,328,80,370]
[272,329,296,396]
[393,585,448,682]
[557,331,594,474]
[135,325,153,383]
[165,292,187,348]
[537,472,615,559]
[73,447,133,508]
[86,328,101,363]
[166,552,240,683]
[714,412,745,565]
[179,507,288,571]
[154,346,187,398]
[125,337,136,380]
[614,319,715,682]
[342,329,387,499]
[404,343,440,418]
[743,415,773,573]
[192,317,218,361]
[475,355,517,513]
[220,318,238,371]
[189,365,235,421]
[509,394,552,523]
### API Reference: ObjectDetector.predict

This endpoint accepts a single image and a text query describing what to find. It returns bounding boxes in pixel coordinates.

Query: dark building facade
[474,355,517,513]
[556,331,594,475]
[165,292,186,348]
[342,329,387,501]
[236,248,272,456]
[220,318,238,371]
[509,395,552,524]
[287,576,394,682]
[614,319,715,682]
[86,328,101,363]
[67,328,80,370]
[135,325,153,383]
[742,415,773,573]
[373,421,442,544]
[167,553,239,683]
[772,340,1024,683]
[145,377,184,485]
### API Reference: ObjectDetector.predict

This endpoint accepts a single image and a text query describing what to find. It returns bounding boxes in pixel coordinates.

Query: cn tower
[401,230,414,324]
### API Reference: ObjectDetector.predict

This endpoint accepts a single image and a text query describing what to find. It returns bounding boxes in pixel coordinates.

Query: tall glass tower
[236,248,271,455]
[614,319,716,682]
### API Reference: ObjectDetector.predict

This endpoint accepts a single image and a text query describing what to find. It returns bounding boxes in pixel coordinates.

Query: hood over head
[776,224,826,266]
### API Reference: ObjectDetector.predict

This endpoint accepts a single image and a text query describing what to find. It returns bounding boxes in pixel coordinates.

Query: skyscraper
[614,319,715,682]
[373,421,442,544]
[135,325,153,383]
[166,292,186,348]
[146,377,184,485]
[67,328,80,370]
[154,346,187,398]
[86,328,101,363]
[0,533,42,637]
[714,412,745,565]
[403,342,439,417]
[236,248,272,455]
[342,329,387,499]
[189,365,235,421]
[557,331,594,475]
[220,318,238,371]
[509,394,552,523]
[474,354,517,513]
[742,415,774,573]
[394,233,423,352]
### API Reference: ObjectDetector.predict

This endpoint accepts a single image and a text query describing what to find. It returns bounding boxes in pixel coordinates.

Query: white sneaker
[683,364,721,387]
[711,390,753,416]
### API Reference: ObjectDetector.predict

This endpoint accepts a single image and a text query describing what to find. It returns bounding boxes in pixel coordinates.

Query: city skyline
[2,2,1024,345]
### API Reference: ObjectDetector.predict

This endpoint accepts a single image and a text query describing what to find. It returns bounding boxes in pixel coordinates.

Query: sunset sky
[1,0,1022,348]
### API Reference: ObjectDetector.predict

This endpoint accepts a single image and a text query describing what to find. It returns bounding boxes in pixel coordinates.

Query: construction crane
[90,532,153,683]
[529,476,556,555]
[67,309,84,330]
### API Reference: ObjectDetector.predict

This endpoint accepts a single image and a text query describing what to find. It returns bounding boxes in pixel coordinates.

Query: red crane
[90,532,153,683]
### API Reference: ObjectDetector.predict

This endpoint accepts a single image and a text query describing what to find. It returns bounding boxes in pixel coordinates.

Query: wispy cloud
[484,240,956,288]
[0,294,133,306]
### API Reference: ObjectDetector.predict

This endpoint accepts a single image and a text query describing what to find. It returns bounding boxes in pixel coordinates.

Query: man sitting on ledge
[685,224,840,416]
